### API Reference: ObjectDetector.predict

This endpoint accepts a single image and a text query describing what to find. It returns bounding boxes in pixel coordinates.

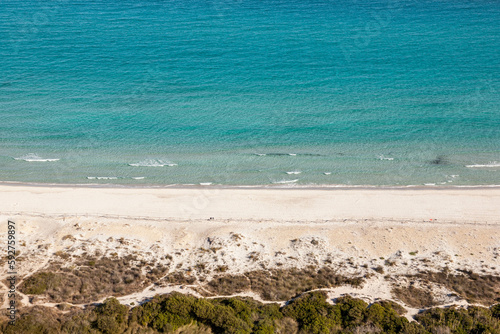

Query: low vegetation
[392,286,438,308]
[19,255,168,303]
[417,270,500,305]
[2,292,499,333]
[203,266,364,301]
[393,270,500,307]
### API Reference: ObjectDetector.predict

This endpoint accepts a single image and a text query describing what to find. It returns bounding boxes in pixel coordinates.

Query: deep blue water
[0,0,499,186]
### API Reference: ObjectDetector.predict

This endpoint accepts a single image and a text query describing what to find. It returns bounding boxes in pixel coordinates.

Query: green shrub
[365,302,409,333]
[282,291,340,334]
[492,303,500,319]
[193,298,216,320]
[223,298,253,324]
[136,293,196,331]
[253,319,275,334]
[415,306,500,333]
[336,295,367,329]
[93,298,129,334]
[210,304,252,333]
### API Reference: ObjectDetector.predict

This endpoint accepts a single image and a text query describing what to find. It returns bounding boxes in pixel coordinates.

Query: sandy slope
[1,215,498,310]
[0,184,499,315]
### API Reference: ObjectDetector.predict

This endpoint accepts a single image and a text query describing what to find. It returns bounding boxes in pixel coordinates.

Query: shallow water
[0,0,499,186]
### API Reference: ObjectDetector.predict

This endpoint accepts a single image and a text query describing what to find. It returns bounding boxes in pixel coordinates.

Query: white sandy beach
[0,184,499,222]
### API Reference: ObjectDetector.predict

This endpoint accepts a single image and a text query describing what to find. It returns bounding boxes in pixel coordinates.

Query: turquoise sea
[0,0,499,186]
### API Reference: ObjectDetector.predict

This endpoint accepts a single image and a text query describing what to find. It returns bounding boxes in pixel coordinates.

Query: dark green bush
[282,291,341,334]
[1,292,499,334]
[365,302,409,333]
[94,298,129,334]
[415,305,500,334]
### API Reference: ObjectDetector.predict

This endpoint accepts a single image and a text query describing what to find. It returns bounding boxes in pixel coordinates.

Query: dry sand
[0,183,499,222]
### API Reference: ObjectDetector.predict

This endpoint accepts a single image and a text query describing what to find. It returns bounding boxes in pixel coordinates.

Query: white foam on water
[466,162,500,168]
[286,171,301,175]
[129,159,177,167]
[87,177,118,180]
[323,172,332,175]
[288,153,297,156]
[445,174,459,183]
[273,179,299,184]
[377,155,394,161]
[254,153,266,156]
[131,177,146,180]
[199,182,212,185]
[14,153,59,162]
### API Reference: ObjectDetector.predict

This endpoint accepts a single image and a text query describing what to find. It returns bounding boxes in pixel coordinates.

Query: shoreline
[1,180,500,190]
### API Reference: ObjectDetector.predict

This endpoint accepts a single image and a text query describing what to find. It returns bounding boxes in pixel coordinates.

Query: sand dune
[0,183,499,312]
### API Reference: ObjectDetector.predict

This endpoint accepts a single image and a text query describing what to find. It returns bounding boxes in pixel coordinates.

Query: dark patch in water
[430,156,447,165]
